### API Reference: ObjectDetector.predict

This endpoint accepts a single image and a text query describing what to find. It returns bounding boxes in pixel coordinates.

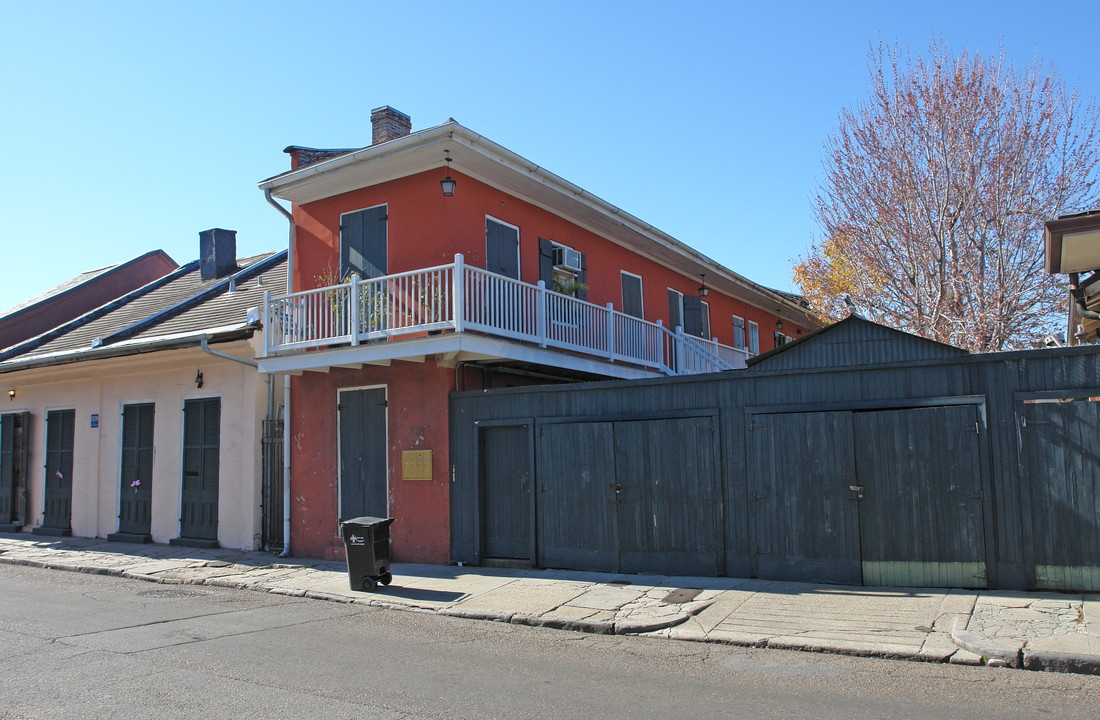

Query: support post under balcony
[536,280,547,348]
[453,254,465,334]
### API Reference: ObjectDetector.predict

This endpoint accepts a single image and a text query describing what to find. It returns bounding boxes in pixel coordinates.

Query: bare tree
[794,40,1100,352]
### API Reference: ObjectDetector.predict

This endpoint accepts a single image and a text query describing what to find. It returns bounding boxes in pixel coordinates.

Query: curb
[950,629,1022,668]
[1023,651,1100,675]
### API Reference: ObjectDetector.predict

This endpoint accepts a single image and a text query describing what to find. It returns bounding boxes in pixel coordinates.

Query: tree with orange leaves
[795,40,1100,352]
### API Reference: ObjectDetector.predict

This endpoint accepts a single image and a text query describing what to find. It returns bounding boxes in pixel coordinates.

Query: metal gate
[0,412,29,530]
[749,405,987,588]
[261,418,284,551]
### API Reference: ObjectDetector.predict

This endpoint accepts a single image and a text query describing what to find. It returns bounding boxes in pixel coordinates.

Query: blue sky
[1,0,1097,313]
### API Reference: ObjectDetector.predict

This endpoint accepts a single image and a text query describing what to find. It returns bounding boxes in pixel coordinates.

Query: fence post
[536,280,547,347]
[453,254,465,333]
[349,275,360,346]
[606,303,615,361]
[262,290,271,354]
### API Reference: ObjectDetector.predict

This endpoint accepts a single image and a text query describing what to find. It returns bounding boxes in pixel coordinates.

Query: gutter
[263,188,294,558]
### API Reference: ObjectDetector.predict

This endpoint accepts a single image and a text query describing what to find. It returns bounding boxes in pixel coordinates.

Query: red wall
[290,360,455,563]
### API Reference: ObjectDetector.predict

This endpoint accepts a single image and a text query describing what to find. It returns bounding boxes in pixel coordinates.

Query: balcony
[259,254,746,377]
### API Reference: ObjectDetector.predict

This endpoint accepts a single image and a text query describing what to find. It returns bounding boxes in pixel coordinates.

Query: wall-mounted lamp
[776,319,784,330]
[194,370,204,389]
[440,151,456,197]
[698,274,709,297]
[7,389,14,401]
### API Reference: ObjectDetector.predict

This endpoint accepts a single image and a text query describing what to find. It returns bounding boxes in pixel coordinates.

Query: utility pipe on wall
[265,189,295,558]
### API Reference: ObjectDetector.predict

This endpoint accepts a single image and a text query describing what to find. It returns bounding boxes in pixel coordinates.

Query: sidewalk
[1,533,1097,675]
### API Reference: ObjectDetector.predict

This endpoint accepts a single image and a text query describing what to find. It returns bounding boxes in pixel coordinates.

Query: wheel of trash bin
[361,576,378,592]
[380,572,392,586]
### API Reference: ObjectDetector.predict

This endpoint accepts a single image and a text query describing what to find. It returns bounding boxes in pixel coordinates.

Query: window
[621,272,643,318]
[774,331,786,348]
[748,321,759,355]
[701,301,711,339]
[550,242,582,295]
[732,316,746,350]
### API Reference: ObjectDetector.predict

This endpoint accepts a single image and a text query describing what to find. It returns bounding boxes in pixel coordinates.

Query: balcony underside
[256,332,663,380]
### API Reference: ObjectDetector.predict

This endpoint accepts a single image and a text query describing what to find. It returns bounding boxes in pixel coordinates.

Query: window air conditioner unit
[553,247,583,272]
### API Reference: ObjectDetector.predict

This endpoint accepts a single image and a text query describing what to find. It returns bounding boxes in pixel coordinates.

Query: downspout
[265,189,294,558]
[200,335,258,367]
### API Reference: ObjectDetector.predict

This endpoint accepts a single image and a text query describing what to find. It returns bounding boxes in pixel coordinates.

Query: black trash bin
[340,516,395,592]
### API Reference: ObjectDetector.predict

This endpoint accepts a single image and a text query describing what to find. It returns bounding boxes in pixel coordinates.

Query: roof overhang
[1045,210,1100,274]
[259,122,818,326]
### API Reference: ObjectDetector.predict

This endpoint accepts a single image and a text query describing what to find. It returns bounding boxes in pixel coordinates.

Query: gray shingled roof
[0,263,121,318]
[0,251,287,370]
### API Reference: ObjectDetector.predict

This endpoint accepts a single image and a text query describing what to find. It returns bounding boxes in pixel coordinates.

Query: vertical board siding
[450,345,1100,591]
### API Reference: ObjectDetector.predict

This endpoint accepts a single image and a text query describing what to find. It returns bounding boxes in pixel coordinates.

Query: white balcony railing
[262,254,748,375]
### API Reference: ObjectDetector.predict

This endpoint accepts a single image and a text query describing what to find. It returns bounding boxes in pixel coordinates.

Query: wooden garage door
[749,411,861,585]
[1020,398,1100,591]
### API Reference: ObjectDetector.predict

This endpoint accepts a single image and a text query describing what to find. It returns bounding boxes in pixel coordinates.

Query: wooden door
[340,206,388,280]
[479,424,532,561]
[614,417,722,576]
[180,398,220,541]
[118,403,155,536]
[338,388,388,520]
[536,422,618,572]
[485,218,519,279]
[1020,398,1100,591]
[853,406,987,588]
[42,410,75,531]
[749,411,862,584]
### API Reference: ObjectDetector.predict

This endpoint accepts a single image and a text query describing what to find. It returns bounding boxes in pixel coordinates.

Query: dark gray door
[479,425,532,560]
[180,398,220,541]
[42,410,75,531]
[853,406,987,588]
[614,417,722,576]
[536,422,618,571]
[1020,398,1100,591]
[0,412,30,527]
[749,411,862,584]
[683,296,705,338]
[485,218,519,279]
[340,206,388,280]
[118,403,155,536]
[338,387,388,520]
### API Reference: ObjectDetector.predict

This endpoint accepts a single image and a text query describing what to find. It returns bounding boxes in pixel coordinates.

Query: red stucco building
[258,106,817,564]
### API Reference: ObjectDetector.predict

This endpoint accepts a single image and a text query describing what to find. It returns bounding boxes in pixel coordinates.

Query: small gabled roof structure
[0,250,178,351]
[745,315,968,373]
[0,250,286,373]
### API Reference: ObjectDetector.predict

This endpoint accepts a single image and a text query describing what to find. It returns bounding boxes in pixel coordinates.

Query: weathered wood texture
[450,344,1100,590]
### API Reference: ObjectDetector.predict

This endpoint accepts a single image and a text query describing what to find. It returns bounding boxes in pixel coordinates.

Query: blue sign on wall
[90,413,99,429]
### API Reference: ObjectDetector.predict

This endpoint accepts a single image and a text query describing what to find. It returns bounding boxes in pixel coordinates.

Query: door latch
[609,483,622,504]
[848,485,864,500]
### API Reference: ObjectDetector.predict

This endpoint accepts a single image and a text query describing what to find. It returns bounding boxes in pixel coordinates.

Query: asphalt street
[1,564,1098,720]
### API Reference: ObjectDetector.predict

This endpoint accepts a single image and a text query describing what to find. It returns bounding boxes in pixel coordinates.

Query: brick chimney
[371,106,412,145]
[199,228,238,281]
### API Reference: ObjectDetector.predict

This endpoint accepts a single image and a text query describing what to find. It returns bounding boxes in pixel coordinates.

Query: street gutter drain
[138,589,212,599]
[662,588,703,604]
